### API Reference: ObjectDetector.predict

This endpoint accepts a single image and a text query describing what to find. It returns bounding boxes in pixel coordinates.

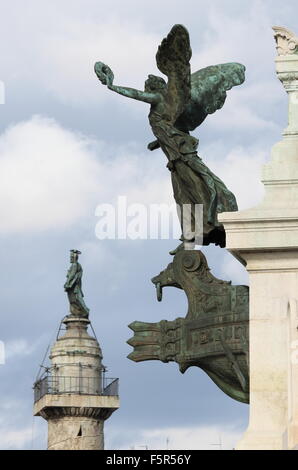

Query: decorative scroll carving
[273,26,298,56]
[128,250,249,404]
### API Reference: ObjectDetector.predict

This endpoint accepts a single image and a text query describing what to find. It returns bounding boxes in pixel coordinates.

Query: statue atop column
[94,24,245,249]
[64,249,90,318]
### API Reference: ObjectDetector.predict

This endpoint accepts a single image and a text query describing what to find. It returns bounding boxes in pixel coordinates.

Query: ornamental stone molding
[273,26,298,56]
[39,406,115,421]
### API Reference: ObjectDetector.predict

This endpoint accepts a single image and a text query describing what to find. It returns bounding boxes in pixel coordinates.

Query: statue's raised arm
[94,61,159,104]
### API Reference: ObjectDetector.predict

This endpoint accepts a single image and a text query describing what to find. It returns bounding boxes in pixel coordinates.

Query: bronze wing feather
[156,24,192,122]
[175,62,246,132]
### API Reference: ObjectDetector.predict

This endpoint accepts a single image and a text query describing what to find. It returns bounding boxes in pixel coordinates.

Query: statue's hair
[146,74,166,91]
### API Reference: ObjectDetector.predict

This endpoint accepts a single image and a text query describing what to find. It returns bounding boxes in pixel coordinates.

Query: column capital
[273,28,298,137]
[273,26,298,57]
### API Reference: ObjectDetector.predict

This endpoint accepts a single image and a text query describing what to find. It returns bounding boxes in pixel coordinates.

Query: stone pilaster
[219,26,298,450]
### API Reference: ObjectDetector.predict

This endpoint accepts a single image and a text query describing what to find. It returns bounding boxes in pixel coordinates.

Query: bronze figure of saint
[64,249,89,317]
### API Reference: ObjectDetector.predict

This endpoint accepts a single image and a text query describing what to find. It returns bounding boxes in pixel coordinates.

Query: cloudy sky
[0,0,297,450]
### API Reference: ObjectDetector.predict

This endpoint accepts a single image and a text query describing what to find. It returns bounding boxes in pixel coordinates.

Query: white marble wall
[219,26,298,450]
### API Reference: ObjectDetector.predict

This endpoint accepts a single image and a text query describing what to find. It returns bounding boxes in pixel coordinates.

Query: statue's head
[145,74,166,92]
[70,249,81,263]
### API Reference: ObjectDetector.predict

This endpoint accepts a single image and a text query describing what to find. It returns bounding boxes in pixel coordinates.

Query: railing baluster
[33,376,119,401]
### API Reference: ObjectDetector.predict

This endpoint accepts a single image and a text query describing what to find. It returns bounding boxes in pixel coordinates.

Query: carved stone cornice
[273,26,298,56]
[276,71,298,91]
[40,406,116,421]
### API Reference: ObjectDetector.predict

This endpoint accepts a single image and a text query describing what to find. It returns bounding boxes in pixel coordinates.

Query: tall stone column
[219,26,298,450]
[33,251,119,450]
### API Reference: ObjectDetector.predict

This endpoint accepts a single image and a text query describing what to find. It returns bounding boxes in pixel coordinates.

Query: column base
[236,429,287,450]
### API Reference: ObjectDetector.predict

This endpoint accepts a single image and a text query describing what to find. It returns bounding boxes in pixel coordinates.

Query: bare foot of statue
[147,140,160,151]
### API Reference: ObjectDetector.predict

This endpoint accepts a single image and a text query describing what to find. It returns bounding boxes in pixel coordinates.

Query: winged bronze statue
[94,24,245,248]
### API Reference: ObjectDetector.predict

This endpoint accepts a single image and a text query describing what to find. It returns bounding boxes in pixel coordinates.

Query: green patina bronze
[95,24,245,248]
[64,250,90,318]
[128,249,249,403]
[95,25,249,403]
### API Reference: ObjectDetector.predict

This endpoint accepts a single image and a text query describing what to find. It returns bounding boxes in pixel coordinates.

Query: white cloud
[0,400,33,450]
[193,1,273,69]
[0,427,32,450]
[0,0,285,124]
[36,19,160,106]
[0,3,160,107]
[189,1,284,133]
[77,240,128,295]
[206,87,279,133]
[0,399,48,450]
[204,143,267,210]
[5,338,41,361]
[0,115,100,233]
[0,114,268,236]
[107,424,244,450]
[0,115,171,235]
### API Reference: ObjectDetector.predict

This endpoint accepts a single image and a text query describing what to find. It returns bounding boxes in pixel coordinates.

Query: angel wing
[175,63,246,132]
[156,24,192,122]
